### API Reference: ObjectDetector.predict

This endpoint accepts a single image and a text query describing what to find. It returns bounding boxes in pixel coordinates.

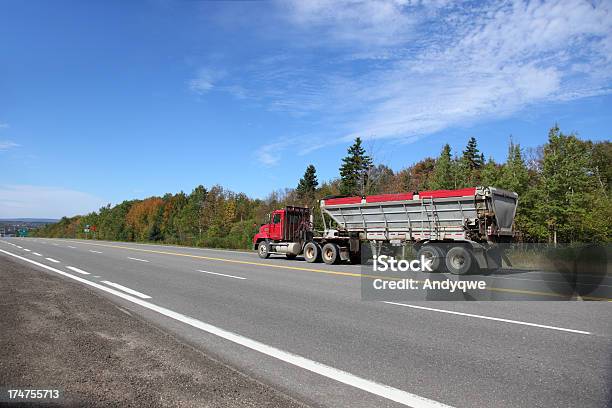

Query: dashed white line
[89,250,103,254]
[127,257,149,263]
[383,302,591,335]
[67,246,76,249]
[196,269,246,280]
[101,281,151,299]
[66,266,90,275]
[15,246,22,249]
[23,248,31,252]
[32,252,42,256]
[45,257,60,263]
[0,247,452,408]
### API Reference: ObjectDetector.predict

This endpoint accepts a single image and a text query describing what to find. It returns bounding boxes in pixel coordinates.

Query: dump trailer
[253,186,518,274]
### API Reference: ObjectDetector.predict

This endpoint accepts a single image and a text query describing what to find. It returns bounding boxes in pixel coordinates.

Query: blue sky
[1,0,611,218]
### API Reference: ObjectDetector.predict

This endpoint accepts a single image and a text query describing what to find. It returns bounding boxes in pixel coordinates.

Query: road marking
[67,245,76,249]
[0,248,452,408]
[45,257,60,263]
[54,239,612,301]
[89,250,103,254]
[23,248,31,252]
[383,302,591,335]
[127,257,149,263]
[197,269,246,280]
[66,266,90,275]
[16,246,22,248]
[32,252,42,256]
[101,281,151,299]
[52,243,59,246]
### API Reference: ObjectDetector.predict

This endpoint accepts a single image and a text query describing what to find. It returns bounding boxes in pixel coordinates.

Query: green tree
[339,137,373,196]
[430,144,454,189]
[296,164,319,201]
[499,140,529,196]
[462,137,484,170]
[480,157,501,187]
[537,125,592,243]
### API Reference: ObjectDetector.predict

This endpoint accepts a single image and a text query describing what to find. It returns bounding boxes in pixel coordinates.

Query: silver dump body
[320,186,518,243]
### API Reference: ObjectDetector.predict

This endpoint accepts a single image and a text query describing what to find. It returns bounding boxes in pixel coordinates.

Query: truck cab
[253,206,311,259]
[253,209,285,243]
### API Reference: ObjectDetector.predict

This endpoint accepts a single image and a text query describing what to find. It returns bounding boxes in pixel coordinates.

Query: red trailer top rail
[322,187,477,206]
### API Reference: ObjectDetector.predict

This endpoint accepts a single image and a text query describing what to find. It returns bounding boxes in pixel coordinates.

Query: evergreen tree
[499,140,529,196]
[480,157,501,187]
[339,137,373,196]
[296,164,319,200]
[462,137,484,169]
[430,144,454,189]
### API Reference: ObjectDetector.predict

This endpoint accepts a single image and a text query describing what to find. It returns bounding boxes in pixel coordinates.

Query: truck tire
[445,246,473,275]
[258,240,270,259]
[416,245,444,272]
[304,242,321,263]
[322,243,340,265]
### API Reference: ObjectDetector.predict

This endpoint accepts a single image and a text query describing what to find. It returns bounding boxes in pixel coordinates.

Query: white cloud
[219,0,612,148]
[344,0,612,140]
[188,68,224,95]
[255,141,288,166]
[283,0,417,47]
[0,185,106,219]
[0,140,19,151]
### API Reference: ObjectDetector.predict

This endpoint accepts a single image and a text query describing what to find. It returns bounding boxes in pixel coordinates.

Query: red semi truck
[252,186,518,274]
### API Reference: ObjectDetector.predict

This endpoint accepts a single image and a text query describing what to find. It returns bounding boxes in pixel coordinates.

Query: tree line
[33,125,611,246]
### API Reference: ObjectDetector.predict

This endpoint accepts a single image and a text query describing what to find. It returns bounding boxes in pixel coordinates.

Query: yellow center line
[52,239,612,301]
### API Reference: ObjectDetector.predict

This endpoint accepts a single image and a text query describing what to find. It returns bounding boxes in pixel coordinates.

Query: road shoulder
[0,256,307,408]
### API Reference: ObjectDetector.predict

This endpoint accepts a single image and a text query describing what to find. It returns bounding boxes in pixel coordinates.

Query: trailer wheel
[416,245,444,272]
[445,246,473,275]
[304,242,322,263]
[322,243,340,265]
[258,240,270,259]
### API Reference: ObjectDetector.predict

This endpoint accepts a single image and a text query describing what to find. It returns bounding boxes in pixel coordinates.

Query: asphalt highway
[1,237,611,408]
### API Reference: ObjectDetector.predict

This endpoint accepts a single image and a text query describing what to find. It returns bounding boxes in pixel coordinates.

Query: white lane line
[16,246,22,248]
[45,257,60,263]
[67,246,76,249]
[32,252,42,256]
[383,302,591,335]
[66,266,90,275]
[100,281,151,299]
[89,250,103,254]
[0,248,452,408]
[197,269,246,280]
[52,243,59,246]
[127,257,149,263]
[23,248,31,252]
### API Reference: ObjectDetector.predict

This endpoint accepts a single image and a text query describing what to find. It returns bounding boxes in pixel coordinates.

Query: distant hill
[0,218,58,223]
